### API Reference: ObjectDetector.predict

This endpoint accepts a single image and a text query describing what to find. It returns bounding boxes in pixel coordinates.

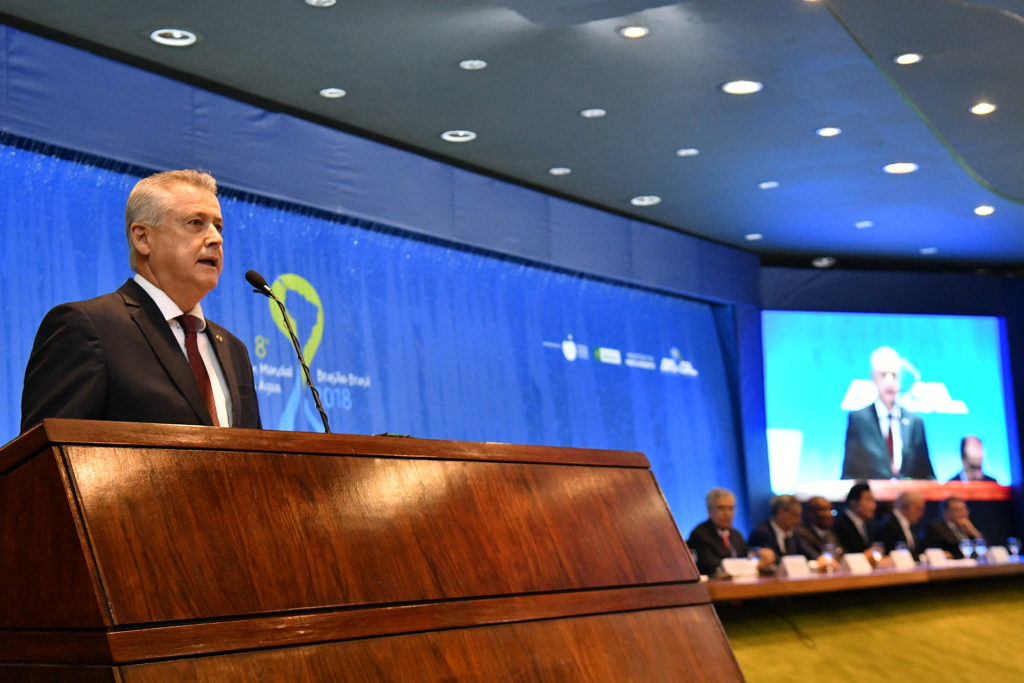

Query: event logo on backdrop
[544,335,699,376]
[251,273,372,432]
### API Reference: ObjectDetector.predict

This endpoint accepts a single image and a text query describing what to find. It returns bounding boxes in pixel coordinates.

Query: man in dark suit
[947,436,998,483]
[842,346,935,480]
[748,495,804,561]
[834,481,877,555]
[796,496,843,566]
[875,490,926,560]
[687,488,775,577]
[21,170,261,432]
[922,497,985,559]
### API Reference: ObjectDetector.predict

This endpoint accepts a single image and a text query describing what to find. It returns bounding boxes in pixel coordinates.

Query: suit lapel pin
[215,334,224,342]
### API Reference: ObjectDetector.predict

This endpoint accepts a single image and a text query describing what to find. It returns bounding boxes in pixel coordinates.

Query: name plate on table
[923,547,948,567]
[778,554,812,578]
[890,548,916,570]
[841,552,873,575]
[986,546,1010,564]
[721,557,759,579]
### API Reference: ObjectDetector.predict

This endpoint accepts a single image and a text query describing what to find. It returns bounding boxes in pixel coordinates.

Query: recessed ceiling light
[318,87,347,98]
[149,29,197,47]
[721,80,763,95]
[893,53,923,65]
[974,204,995,216]
[883,162,918,174]
[548,167,572,176]
[919,247,938,255]
[305,0,337,6]
[675,148,700,157]
[970,102,997,116]
[459,59,487,71]
[440,129,477,143]
[630,195,661,207]
[744,233,763,241]
[758,181,779,190]
[580,108,607,119]
[816,127,842,137]
[618,25,650,39]
[811,257,836,268]
[855,220,874,229]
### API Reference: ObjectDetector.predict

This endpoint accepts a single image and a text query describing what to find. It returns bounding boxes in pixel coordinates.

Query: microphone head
[245,269,269,290]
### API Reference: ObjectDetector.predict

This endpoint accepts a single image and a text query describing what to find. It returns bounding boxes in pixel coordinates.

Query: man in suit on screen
[21,169,261,432]
[842,346,935,480]
[947,435,998,483]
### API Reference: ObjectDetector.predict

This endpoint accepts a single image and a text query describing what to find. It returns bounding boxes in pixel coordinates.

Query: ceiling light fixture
[580,108,607,119]
[893,53,923,65]
[630,195,661,207]
[318,87,346,98]
[970,102,997,116]
[919,247,938,255]
[618,25,650,39]
[816,127,842,137]
[744,233,763,241]
[811,257,836,268]
[459,59,487,71]
[758,181,779,190]
[721,80,763,95]
[149,29,197,47]
[974,204,995,216]
[440,130,477,143]
[305,0,337,6]
[548,167,572,176]
[675,148,700,157]
[883,162,918,174]
[855,220,874,229]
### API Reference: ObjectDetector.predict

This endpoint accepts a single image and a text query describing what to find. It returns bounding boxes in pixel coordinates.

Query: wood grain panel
[66,445,693,624]
[118,607,743,682]
[0,448,110,628]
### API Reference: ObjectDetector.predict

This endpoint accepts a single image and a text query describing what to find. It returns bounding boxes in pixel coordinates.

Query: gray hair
[705,487,735,511]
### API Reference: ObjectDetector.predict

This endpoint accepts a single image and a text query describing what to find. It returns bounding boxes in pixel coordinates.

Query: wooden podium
[0,420,740,681]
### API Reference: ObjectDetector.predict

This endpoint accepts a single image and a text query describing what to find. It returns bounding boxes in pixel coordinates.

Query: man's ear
[130,222,151,256]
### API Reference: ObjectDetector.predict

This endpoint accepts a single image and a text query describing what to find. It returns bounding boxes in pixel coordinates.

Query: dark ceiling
[2,0,1023,272]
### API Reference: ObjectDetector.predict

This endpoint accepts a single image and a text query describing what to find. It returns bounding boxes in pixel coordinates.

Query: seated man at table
[796,496,843,567]
[922,496,985,559]
[748,495,804,561]
[688,488,775,577]
[834,481,877,555]
[876,490,926,560]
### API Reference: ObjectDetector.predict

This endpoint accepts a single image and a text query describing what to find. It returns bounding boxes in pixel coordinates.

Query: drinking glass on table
[959,537,974,560]
[973,538,989,562]
[869,542,885,564]
[1007,537,1020,559]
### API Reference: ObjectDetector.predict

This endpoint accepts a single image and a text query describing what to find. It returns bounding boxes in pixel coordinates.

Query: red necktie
[721,530,734,557]
[180,315,220,426]
[887,415,898,476]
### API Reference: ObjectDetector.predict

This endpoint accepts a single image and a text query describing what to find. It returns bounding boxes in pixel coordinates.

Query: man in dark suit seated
[796,496,843,568]
[687,488,775,577]
[922,497,985,559]
[748,495,804,561]
[876,490,926,560]
[21,169,262,432]
[947,436,998,483]
[841,346,935,480]
[834,482,878,556]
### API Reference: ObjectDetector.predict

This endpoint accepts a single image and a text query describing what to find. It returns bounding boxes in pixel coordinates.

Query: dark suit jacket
[834,511,874,554]
[796,523,842,559]
[21,279,261,432]
[875,514,923,560]
[922,520,981,559]
[748,521,800,560]
[687,519,748,576]
[947,470,997,483]
[842,404,935,480]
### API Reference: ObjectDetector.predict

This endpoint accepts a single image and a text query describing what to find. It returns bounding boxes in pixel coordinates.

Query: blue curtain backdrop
[1,138,750,533]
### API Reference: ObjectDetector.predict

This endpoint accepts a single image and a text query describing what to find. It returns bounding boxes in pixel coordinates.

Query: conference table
[707,559,1024,681]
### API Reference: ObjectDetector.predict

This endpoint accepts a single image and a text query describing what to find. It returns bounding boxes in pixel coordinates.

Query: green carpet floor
[716,577,1024,682]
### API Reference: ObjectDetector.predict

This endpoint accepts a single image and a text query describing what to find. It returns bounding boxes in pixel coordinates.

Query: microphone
[246,270,331,433]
